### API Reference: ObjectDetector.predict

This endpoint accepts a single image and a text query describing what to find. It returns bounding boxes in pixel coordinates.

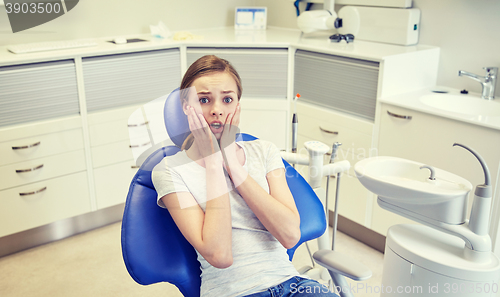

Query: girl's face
[183,72,239,139]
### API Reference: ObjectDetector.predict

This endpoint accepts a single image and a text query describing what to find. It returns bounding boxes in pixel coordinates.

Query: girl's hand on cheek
[187,106,221,160]
[220,105,240,151]
[220,105,241,167]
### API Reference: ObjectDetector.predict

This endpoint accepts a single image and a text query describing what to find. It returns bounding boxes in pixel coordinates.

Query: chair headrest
[164,88,190,148]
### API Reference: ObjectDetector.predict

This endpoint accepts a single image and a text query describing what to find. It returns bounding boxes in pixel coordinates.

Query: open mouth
[210,122,222,130]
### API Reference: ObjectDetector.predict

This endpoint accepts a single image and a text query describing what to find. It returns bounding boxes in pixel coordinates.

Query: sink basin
[355,156,472,224]
[420,93,500,116]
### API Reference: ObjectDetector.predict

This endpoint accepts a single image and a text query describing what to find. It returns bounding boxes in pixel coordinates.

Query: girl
[152,55,338,297]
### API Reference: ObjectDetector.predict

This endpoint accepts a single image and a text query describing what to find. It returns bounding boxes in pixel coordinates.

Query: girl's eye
[199,97,209,104]
[223,97,233,103]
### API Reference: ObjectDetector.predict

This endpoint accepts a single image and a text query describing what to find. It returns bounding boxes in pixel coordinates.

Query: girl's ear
[182,101,189,115]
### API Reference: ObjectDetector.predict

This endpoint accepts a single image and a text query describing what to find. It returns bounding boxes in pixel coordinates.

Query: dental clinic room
[1,0,500,296]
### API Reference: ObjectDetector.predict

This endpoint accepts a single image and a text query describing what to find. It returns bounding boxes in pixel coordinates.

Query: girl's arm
[230,166,301,249]
[160,107,233,268]
[221,107,300,249]
[161,154,233,269]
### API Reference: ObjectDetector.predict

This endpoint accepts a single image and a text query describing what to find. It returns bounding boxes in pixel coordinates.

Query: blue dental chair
[121,89,327,297]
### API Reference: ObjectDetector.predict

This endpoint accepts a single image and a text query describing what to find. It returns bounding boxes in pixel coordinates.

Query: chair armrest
[313,249,372,281]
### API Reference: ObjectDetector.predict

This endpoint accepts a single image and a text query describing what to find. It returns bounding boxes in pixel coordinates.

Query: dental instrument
[292,94,300,156]
[282,140,371,296]
[325,142,342,250]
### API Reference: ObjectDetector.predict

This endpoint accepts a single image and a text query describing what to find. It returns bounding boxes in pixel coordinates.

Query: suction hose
[453,143,492,236]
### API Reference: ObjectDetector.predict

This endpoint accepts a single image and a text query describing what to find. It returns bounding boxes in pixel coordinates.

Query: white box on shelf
[235,7,267,30]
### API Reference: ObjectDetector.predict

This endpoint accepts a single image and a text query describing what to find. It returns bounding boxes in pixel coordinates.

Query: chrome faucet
[458,67,498,100]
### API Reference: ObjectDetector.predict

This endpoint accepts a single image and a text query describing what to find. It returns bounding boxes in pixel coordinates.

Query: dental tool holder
[282,141,371,296]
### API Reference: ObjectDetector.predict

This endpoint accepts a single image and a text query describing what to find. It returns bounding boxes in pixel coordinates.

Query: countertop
[379,88,500,131]
[0,26,438,66]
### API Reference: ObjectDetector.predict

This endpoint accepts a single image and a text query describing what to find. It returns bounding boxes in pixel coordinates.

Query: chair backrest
[121,89,327,297]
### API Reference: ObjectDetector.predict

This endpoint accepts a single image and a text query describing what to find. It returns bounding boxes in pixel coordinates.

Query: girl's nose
[211,102,223,116]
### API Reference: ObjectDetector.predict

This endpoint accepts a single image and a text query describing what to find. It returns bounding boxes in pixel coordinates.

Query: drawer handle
[19,186,47,196]
[12,141,41,150]
[129,141,151,148]
[131,165,140,169]
[128,121,149,127]
[16,164,44,173]
[387,110,412,120]
[319,126,339,135]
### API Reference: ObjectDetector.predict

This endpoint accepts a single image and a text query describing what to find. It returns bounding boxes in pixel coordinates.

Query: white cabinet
[295,101,374,226]
[82,49,182,209]
[0,117,90,237]
[375,103,500,236]
[293,50,379,227]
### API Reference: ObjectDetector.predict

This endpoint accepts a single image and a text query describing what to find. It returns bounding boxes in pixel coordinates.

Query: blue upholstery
[121,89,327,297]
[164,87,190,148]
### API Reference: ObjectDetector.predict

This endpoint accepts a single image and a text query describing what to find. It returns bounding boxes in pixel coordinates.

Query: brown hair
[180,55,242,150]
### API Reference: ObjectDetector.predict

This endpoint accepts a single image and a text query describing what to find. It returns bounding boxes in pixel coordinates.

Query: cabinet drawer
[0,171,91,237]
[0,129,84,167]
[298,113,372,157]
[91,140,134,168]
[0,150,86,191]
[87,105,140,126]
[0,115,81,143]
[94,160,139,209]
[298,102,373,134]
[88,105,155,147]
[89,118,131,147]
[297,103,373,157]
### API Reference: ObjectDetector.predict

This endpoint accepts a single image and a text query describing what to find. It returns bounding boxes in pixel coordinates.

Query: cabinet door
[82,49,181,112]
[294,50,379,122]
[375,104,500,235]
[0,60,80,127]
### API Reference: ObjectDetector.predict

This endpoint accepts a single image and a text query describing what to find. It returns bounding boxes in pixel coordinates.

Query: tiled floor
[0,222,384,297]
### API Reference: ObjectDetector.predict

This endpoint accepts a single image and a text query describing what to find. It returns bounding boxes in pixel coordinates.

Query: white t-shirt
[152,139,300,297]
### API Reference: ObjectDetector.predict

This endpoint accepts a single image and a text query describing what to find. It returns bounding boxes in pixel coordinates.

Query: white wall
[0,0,253,46]
[256,0,500,96]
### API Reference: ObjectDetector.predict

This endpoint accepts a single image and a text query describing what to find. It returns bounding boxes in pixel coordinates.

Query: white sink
[354,157,472,224]
[420,93,500,116]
